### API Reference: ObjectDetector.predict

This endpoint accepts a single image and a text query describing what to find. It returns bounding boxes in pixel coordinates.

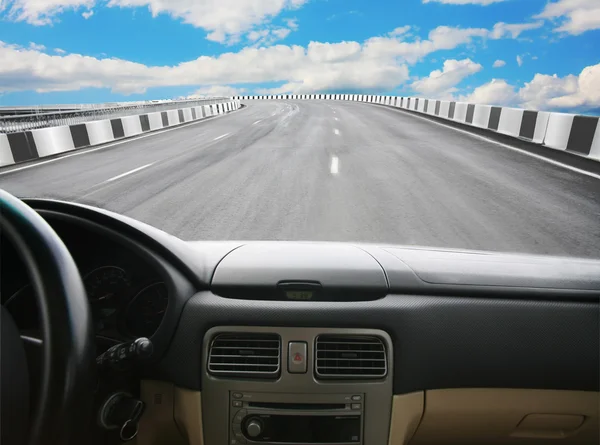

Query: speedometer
[84,266,131,303]
[125,282,169,338]
[84,266,131,336]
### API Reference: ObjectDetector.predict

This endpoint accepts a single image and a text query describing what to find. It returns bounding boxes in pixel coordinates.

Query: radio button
[351,395,362,401]
[232,400,243,407]
[288,342,308,373]
[233,393,243,399]
[351,403,362,410]
[234,432,247,444]
[233,410,247,424]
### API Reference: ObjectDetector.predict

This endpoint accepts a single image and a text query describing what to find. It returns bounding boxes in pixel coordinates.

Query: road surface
[1,100,599,258]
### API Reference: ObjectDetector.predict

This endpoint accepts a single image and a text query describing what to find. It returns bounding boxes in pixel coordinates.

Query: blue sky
[0,0,599,113]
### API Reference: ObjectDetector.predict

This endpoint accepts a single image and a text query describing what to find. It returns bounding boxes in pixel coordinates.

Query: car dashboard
[1,198,599,445]
[3,217,171,345]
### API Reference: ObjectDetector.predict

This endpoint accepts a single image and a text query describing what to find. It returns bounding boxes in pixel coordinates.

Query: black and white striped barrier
[0,100,241,167]
[233,95,599,163]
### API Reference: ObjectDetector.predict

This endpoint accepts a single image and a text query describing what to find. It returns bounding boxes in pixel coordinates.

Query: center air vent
[315,335,387,379]
[208,333,281,378]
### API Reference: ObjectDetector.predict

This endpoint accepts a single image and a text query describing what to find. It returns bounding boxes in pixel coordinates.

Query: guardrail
[0,99,241,167]
[234,94,600,164]
[0,98,230,134]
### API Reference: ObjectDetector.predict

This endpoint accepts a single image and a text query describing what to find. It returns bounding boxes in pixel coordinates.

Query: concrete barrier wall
[148,112,163,131]
[167,110,180,126]
[544,113,575,150]
[454,103,468,123]
[32,126,75,157]
[233,94,599,164]
[532,112,550,144]
[589,123,600,161]
[472,105,492,129]
[2,99,239,167]
[497,108,524,137]
[122,115,143,137]
[86,120,114,146]
[0,134,14,166]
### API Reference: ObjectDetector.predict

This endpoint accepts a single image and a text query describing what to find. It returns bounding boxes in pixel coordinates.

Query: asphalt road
[1,100,599,258]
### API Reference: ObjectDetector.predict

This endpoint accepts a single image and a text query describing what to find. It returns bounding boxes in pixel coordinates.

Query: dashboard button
[351,395,362,401]
[233,409,247,424]
[351,403,361,410]
[234,432,247,444]
[233,393,243,399]
[232,400,242,407]
[288,342,307,373]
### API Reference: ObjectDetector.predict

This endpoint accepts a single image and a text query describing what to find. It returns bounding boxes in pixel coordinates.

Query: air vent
[315,335,387,379]
[208,333,281,378]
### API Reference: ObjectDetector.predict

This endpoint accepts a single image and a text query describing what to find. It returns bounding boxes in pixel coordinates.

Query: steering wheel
[0,190,95,445]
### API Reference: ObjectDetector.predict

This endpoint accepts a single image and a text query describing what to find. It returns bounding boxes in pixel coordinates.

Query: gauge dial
[83,266,131,336]
[125,282,168,338]
[84,266,131,303]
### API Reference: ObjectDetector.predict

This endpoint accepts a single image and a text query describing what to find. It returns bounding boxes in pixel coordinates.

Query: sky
[0,0,599,113]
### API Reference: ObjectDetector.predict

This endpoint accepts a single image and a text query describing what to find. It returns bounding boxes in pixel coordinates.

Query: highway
[1,100,599,258]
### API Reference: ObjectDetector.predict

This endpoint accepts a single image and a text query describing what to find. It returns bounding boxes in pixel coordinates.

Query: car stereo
[229,392,364,445]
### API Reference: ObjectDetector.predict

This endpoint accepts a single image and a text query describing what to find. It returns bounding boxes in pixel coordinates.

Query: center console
[201,327,393,445]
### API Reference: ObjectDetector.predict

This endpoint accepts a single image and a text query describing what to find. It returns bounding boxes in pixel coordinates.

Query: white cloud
[0,38,410,95]
[423,0,507,4]
[272,28,291,39]
[54,48,66,54]
[363,25,489,64]
[535,0,600,35]
[307,41,361,63]
[518,63,600,110]
[0,21,571,100]
[82,9,93,18]
[28,42,46,51]
[247,29,270,42]
[106,0,308,44]
[411,58,482,95]
[388,25,411,37]
[189,85,247,97]
[516,55,523,66]
[1,0,94,25]
[0,0,308,43]
[284,18,298,30]
[460,79,517,105]
[492,59,506,68]
[246,22,296,46]
[459,62,600,111]
[489,21,543,39]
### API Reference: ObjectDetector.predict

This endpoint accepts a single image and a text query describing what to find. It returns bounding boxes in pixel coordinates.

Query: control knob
[245,418,263,438]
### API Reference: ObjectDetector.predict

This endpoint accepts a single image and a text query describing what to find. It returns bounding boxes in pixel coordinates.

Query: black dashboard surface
[5,199,600,395]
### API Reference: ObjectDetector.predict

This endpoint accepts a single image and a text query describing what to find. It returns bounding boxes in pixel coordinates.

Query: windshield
[0,0,598,258]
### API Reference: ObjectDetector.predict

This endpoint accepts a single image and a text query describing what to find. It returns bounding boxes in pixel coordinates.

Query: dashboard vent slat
[315,335,387,379]
[208,333,281,378]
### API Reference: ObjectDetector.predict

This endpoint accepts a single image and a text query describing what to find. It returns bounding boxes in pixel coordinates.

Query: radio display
[258,414,360,443]
[284,290,314,300]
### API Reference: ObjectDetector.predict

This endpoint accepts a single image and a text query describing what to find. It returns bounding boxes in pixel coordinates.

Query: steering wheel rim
[0,189,95,445]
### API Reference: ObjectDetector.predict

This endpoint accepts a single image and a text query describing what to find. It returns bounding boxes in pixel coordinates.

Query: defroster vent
[315,335,387,379]
[208,333,281,378]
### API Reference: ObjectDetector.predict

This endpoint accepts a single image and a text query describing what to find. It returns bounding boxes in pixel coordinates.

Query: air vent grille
[208,333,281,378]
[315,335,387,379]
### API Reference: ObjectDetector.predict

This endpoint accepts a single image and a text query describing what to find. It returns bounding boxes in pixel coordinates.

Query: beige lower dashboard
[390,388,599,445]
[136,381,598,445]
